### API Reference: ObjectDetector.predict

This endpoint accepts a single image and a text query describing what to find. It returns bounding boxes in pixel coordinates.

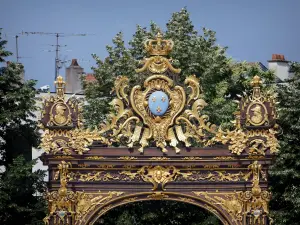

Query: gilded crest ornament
[130,75,186,152]
[98,33,217,153]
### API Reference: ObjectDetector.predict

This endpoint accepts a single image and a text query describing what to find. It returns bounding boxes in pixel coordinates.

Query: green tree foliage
[0,156,46,225]
[0,29,12,62]
[269,62,300,224]
[96,201,222,225]
[0,31,39,165]
[0,29,46,225]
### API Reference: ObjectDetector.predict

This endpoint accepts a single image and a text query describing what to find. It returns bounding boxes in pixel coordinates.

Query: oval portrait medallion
[148,91,169,116]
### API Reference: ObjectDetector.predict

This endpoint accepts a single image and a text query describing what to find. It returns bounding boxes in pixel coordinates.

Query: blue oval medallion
[148,91,169,116]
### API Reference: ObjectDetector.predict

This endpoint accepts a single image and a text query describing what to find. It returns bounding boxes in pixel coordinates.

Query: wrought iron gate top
[40,33,278,225]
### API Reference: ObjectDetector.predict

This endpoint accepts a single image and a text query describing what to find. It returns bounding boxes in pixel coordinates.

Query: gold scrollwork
[149,157,170,160]
[120,166,193,190]
[147,192,169,200]
[183,157,203,160]
[178,197,195,203]
[40,128,110,155]
[136,55,181,74]
[194,191,244,222]
[212,127,278,156]
[54,156,75,159]
[121,197,138,203]
[96,165,115,169]
[204,165,220,169]
[193,161,271,224]
[213,156,235,160]
[78,164,89,168]
[70,168,254,184]
[75,191,123,224]
[85,156,106,160]
[130,75,186,153]
[177,171,248,182]
[118,156,138,160]
[69,171,120,182]
[245,76,270,126]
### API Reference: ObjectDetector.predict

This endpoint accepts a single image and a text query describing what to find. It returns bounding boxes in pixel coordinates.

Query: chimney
[70,59,79,66]
[268,54,290,81]
[65,59,84,93]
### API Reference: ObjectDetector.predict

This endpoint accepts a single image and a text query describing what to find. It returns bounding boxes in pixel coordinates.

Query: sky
[1,0,300,90]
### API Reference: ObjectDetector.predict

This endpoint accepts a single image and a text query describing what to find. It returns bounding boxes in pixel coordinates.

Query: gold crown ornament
[144,32,174,56]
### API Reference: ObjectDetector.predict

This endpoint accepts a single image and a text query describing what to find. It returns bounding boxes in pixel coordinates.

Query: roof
[247,62,268,72]
[85,73,97,82]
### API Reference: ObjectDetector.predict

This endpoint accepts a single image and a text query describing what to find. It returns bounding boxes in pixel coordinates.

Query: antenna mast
[15,35,19,62]
[55,33,59,81]
[21,31,93,82]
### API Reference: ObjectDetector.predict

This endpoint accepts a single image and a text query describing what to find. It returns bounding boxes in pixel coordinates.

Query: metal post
[55,33,59,81]
[16,35,19,62]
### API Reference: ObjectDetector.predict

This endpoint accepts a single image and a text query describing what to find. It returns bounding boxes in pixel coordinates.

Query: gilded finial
[251,75,262,87]
[144,32,174,56]
[55,75,66,98]
[250,75,262,98]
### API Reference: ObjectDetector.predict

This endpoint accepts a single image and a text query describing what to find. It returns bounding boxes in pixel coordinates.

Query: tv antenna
[20,31,94,82]
[4,33,32,62]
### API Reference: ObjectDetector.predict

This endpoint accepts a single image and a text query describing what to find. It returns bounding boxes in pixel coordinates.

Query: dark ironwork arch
[86,192,231,225]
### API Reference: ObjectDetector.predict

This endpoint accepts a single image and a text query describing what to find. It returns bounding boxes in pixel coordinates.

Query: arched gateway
[40,33,278,225]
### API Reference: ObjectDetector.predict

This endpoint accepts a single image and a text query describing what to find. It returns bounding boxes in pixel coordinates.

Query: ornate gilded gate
[40,33,278,225]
